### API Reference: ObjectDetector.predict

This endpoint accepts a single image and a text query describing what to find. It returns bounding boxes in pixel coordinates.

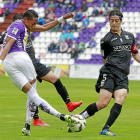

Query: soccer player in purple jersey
[0,10,78,136]
[11,13,83,129]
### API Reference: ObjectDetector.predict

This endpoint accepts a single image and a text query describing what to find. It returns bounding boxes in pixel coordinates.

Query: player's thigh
[96,89,112,110]
[114,89,127,105]
[114,72,128,105]
[3,61,29,90]
[4,52,36,90]
[35,62,58,83]
[41,71,58,84]
[15,52,36,80]
[99,88,112,103]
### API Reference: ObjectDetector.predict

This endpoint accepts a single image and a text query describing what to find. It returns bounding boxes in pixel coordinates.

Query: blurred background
[0,0,140,79]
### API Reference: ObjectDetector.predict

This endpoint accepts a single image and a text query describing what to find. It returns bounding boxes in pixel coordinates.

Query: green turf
[0,76,140,140]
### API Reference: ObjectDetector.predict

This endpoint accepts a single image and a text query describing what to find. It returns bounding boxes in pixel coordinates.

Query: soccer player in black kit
[75,9,140,136]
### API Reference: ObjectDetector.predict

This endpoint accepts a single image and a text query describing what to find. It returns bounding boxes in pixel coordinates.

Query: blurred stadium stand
[0,0,139,65]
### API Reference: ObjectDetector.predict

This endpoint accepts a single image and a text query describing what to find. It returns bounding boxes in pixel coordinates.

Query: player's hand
[63,13,74,19]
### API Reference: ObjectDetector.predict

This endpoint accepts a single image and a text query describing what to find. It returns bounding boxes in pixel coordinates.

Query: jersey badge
[100,81,104,87]
[12,27,19,35]
[125,35,129,39]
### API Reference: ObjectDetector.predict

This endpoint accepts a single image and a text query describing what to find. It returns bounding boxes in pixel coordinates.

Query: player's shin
[54,79,83,112]
[80,103,98,119]
[26,87,75,125]
[26,97,36,125]
[26,87,62,118]
[53,79,70,104]
[102,103,122,130]
[31,81,40,119]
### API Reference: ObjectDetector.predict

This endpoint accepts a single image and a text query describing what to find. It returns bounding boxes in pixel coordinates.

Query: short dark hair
[23,10,38,19]
[13,14,23,22]
[109,9,123,20]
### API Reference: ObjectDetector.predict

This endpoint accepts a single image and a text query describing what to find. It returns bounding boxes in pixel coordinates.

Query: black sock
[33,107,39,120]
[80,103,98,119]
[24,123,30,130]
[54,79,70,104]
[102,103,122,130]
[59,114,65,121]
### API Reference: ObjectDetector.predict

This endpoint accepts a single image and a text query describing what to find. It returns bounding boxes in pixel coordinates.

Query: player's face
[24,17,38,31]
[109,16,122,32]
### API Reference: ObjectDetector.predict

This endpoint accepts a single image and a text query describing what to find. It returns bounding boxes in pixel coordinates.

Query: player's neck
[111,28,122,36]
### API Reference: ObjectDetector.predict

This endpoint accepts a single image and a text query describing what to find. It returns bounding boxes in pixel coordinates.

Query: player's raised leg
[3,53,76,136]
[22,81,77,135]
[100,89,127,136]
[24,80,49,127]
[40,71,83,112]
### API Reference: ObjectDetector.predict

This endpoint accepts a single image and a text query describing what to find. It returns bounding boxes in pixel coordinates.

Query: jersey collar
[110,28,123,36]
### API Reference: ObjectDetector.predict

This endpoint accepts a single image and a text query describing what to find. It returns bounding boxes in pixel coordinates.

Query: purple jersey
[3,20,28,54]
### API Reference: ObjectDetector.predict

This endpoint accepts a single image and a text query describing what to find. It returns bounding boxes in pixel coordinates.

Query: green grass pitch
[0,76,140,140]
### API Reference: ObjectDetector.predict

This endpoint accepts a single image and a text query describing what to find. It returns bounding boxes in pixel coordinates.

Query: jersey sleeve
[131,35,138,54]
[7,22,24,40]
[100,38,110,59]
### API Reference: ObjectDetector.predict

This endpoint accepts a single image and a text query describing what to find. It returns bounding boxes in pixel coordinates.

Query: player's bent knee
[22,82,32,93]
[22,79,36,93]
[49,76,58,84]
[115,93,127,105]
[101,102,109,108]
[97,101,109,110]
[30,79,36,85]
[41,71,58,84]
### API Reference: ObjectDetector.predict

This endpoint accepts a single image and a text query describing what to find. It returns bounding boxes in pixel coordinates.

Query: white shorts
[3,52,37,90]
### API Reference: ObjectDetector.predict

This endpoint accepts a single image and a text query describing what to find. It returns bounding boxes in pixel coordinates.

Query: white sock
[25,81,37,125]
[81,111,89,119]
[32,81,37,90]
[26,87,61,118]
[26,97,36,125]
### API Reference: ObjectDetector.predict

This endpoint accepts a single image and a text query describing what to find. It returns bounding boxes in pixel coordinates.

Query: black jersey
[26,32,39,68]
[100,30,138,75]
[0,32,7,44]
[0,31,7,47]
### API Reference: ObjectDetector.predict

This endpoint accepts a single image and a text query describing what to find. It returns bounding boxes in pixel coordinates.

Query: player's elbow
[132,53,140,63]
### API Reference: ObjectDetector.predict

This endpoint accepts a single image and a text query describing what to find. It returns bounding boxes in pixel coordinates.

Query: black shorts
[35,61,51,78]
[95,66,129,94]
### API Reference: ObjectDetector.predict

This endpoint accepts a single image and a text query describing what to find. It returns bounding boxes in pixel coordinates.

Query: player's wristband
[57,16,64,23]
[0,59,3,67]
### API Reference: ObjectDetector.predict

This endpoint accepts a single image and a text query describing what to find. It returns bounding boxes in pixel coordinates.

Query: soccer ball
[68,115,86,132]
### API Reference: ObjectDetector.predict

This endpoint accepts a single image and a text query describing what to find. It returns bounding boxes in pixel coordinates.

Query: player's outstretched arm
[132,52,140,63]
[31,13,74,32]
[0,37,15,65]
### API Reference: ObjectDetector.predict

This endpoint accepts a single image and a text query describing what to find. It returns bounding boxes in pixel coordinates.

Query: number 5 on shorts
[100,74,107,87]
